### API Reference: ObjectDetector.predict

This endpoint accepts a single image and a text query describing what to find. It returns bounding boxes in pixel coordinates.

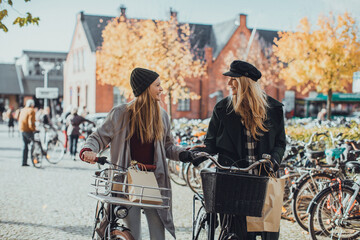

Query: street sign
[35,87,59,99]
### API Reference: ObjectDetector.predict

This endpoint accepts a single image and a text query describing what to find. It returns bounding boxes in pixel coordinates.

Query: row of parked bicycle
[278,129,360,240]
[166,117,360,240]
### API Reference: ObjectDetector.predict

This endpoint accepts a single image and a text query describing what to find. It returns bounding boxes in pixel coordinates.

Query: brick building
[64,8,286,119]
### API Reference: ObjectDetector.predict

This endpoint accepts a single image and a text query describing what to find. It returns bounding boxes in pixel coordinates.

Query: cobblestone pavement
[0,123,310,240]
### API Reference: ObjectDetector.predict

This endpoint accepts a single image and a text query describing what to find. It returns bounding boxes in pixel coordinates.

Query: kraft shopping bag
[127,168,163,205]
[246,177,285,232]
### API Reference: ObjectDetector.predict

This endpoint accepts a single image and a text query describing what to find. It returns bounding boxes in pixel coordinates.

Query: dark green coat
[204,96,286,168]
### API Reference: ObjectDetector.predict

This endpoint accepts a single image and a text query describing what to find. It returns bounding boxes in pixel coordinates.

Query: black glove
[179,151,207,167]
[179,151,193,163]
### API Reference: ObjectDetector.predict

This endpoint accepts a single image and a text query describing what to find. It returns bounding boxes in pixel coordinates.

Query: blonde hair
[126,88,164,143]
[230,76,268,140]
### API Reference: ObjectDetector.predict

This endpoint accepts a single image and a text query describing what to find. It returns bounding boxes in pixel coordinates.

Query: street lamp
[39,61,55,109]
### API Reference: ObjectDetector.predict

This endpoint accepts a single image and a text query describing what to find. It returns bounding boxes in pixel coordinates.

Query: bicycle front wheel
[308,184,360,240]
[168,159,187,186]
[31,141,43,168]
[186,160,214,194]
[193,206,209,240]
[292,173,333,231]
[46,140,65,164]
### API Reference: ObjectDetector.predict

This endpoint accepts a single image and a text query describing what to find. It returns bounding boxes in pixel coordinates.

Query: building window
[177,88,191,111]
[70,87,73,105]
[113,87,126,106]
[77,87,80,107]
[35,62,41,75]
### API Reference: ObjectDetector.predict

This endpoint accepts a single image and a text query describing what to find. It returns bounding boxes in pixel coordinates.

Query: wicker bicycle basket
[200,168,269,217]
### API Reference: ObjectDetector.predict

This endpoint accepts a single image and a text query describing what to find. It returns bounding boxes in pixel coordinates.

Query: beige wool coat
[83,103,184,238]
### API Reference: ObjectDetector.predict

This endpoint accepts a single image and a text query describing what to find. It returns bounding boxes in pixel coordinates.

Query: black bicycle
[191,152,272,240]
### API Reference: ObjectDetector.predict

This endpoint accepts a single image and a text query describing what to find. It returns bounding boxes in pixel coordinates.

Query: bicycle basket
[200,168,269,217]
[89,167,171,209]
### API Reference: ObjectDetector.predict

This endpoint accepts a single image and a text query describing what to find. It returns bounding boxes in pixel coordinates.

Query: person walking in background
[189,60,286,240]
[79,105,89,117]
[79,67,196,240]
[317,108,327,121]
[6,107,15,137]
[61,106,72,154]
[66,107,94,160]
[18,99,36,167]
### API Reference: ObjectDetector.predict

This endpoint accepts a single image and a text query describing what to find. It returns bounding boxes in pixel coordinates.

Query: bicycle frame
[342,179,360,222]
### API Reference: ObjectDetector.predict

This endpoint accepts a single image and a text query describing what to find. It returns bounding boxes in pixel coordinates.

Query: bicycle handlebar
[192,152,272,172]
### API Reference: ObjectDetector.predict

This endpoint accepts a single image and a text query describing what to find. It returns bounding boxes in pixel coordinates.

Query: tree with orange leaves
[96,16,205,119]
[274,12,360,119]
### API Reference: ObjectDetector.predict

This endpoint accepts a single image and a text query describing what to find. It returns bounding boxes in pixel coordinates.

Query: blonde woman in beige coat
[80,68,196,240]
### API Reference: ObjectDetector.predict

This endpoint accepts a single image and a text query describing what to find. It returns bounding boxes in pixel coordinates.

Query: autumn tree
[222,32,284,96]
[96,15,205,119]
[0,0,40,32]
[274,12,360,119]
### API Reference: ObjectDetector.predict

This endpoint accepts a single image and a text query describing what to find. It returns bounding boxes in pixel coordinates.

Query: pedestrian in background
[317,108,327,121]
[79,105,89,117]
[190,60,286,240]
[6,107,15,137]
[61,106,72,153]
[18,99,36,167]
[79,67,196,240]
[66,107,94,160]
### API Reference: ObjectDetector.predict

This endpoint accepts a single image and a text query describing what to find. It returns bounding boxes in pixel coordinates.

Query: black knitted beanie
[130,68,159,97]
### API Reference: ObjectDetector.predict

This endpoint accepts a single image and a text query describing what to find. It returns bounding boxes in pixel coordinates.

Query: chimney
[239,14,247,27]
[120,5,126,17]
[170,8,178,21]
[119,5,126,21]
[78,11,84,22]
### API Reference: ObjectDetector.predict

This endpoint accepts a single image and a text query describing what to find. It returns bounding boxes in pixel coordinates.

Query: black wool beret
[223,60,262,81]
[130,68,159,97]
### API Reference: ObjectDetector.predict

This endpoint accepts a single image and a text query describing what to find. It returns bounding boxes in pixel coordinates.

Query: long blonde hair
[230,76,268,140]
[126,88,164,143]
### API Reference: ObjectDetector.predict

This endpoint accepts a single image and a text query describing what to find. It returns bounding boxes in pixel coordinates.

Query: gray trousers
[124,206,165,240]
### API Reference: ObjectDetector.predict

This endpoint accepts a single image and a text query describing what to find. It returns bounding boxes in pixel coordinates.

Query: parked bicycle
[307,161,360,239]
[30,127,65,168]
[191,152,272,240]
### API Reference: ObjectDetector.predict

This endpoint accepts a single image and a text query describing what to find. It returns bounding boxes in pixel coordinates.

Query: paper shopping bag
[127,168,163,205]
[246,177,285,232]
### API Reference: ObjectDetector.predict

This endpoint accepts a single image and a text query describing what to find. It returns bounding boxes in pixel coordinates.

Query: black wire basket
[200,168,269,217]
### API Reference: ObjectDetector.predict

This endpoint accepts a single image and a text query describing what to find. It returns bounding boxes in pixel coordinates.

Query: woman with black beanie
[79,67,195,239]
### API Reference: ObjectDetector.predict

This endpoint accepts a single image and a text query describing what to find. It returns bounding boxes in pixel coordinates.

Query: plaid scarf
[243,120,258,175]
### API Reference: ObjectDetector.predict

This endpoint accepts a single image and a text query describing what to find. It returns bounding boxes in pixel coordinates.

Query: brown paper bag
[127,168,163,205]
[246,177,285,232]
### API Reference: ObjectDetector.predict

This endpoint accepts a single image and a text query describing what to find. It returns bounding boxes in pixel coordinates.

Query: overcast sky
[0,0,359,63]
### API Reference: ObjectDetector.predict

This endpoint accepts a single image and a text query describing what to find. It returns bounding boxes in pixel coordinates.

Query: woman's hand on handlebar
[82,151,97,164]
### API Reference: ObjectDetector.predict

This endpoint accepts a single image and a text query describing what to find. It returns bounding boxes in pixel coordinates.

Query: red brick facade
[172,14,286,119]
[95,81,114,113]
